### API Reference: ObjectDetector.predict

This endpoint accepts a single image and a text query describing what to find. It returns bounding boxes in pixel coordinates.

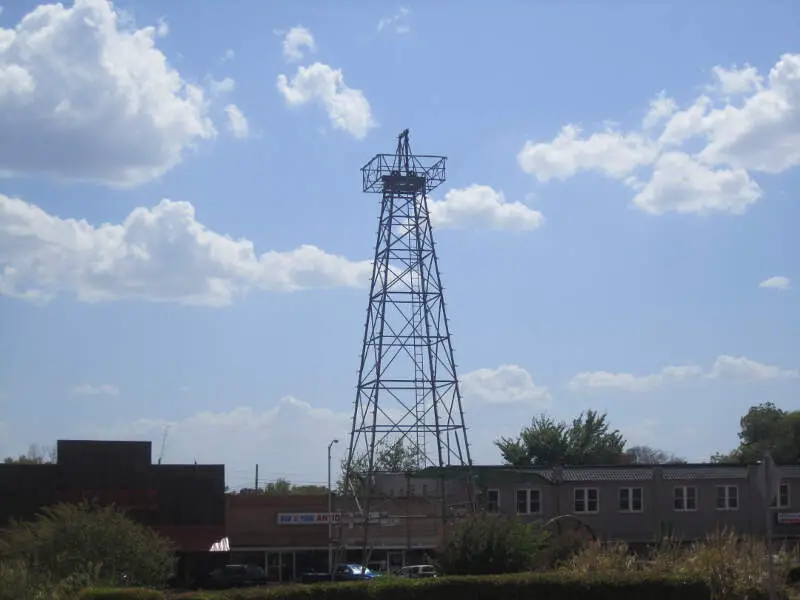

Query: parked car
[205,564,267,589]
[301,564,379,584]
[396,564,438,578]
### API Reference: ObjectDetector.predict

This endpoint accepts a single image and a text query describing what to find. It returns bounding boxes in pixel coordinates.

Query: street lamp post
[327,438,339,581]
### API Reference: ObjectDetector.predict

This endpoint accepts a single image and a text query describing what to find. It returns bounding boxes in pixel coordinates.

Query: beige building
[384,463,800,544]
[223,463,800,581]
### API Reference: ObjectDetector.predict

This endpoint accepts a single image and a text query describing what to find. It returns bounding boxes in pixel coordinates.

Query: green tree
[338,438,422,493]
[263,478,293,494]
[435,513,549,575]
[625,445,685,465]
[2,444,56,465]
[0,502,175,589]
[261,478,327,495]
[714,402,800,464]
[496,411,626,466]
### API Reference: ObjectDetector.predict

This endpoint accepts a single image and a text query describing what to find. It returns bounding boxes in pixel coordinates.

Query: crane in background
[157,425,170,465]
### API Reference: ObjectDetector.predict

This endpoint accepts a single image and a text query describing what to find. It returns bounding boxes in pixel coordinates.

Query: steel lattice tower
[345,129,472,492]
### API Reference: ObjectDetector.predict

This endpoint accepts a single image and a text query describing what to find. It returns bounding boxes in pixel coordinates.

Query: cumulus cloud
[72,384,120,397]
[209,77,236,96]
[282,26,316,62]
[518,125,659,182]
[428,185,544,231]
[759,275,791,291]
[277,62,376,139]
[517,53,800,215]
[91,396,351,488]
[224,104,249,139]
[631,152,762,215]
[568,354,797,392]
[568,365,702,393]
[461,365,550,406]
[85,386,509,488]
[706,355,798,381]
[0,0,216,187]
[0,193,372,306]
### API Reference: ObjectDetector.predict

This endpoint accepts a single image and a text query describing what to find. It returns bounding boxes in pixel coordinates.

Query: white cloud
[631,152,762,215]
[569,354,797,392]
[517,125,659,182]
[0,193,372,306]
[708,64,763,96]
[155,17,168,38]
[220,49,235,63]
[0,0,215,187]
[83,391,526,486]
[224,104,249,139]
[518,53,800,215]
[277,62,376,139]
[428,185,544,231]
[282,26,315,62]
[707,355,798,381]
[568,365,702,393]
[759,275,791,291]
[697,54,800,174]
[95,396,351,488]
[461,365,551,406]
[72,383,120,397]
[377,7,410,34]
[643,91,678,130]
[209,77,235,96]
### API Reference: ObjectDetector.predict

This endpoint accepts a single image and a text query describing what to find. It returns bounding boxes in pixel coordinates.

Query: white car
[396,564,437,578]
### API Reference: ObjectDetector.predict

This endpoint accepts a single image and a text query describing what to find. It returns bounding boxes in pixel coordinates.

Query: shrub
[788,564,800,584]
[79,589,165,600]
[563,531,793,600]
[86,573,735,600]
[0,501,175,589]
[435,512,549,575]
[40,571,784,600]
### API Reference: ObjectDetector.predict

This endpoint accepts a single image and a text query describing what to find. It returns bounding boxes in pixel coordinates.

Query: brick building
[0,440,226,553]
[224,492,441,582]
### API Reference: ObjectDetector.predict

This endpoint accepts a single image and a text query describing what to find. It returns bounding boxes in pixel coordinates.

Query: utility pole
[328,439,339,580]
[255,464,259,490]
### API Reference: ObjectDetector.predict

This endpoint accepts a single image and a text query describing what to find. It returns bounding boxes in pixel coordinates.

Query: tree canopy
[713,402,800,464]
[338,438,422,493]
[263,478,327,495]
[0,502,174,591]
[436,513,549,575]
[2,445,55,465]
[495,411,626,467]
[625,445,686,465]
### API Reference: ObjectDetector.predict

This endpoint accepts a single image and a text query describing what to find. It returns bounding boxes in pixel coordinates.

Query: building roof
[412,462,800,482]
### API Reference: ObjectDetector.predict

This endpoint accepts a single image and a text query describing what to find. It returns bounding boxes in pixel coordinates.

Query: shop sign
[277,512,340,525]
[777,512,800,525]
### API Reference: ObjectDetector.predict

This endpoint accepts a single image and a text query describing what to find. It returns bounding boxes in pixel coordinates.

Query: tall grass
[564,530,798,599]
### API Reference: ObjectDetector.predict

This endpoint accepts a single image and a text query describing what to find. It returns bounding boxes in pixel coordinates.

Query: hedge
[79,572,780,600]
[79,589,166,600]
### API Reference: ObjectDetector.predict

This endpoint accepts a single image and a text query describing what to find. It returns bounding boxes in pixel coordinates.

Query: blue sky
[0,0,797,489]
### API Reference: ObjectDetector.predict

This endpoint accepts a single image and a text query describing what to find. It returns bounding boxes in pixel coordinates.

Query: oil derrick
[343,130,472,559]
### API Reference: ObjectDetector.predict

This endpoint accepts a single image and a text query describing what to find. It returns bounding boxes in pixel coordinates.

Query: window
[486,489,500,512]
[674,486,697,511]
[619,487,643,512]
[515,489,542,515]
[716,485,739,511]
[574,488,599,514]
[771,482,790,509]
